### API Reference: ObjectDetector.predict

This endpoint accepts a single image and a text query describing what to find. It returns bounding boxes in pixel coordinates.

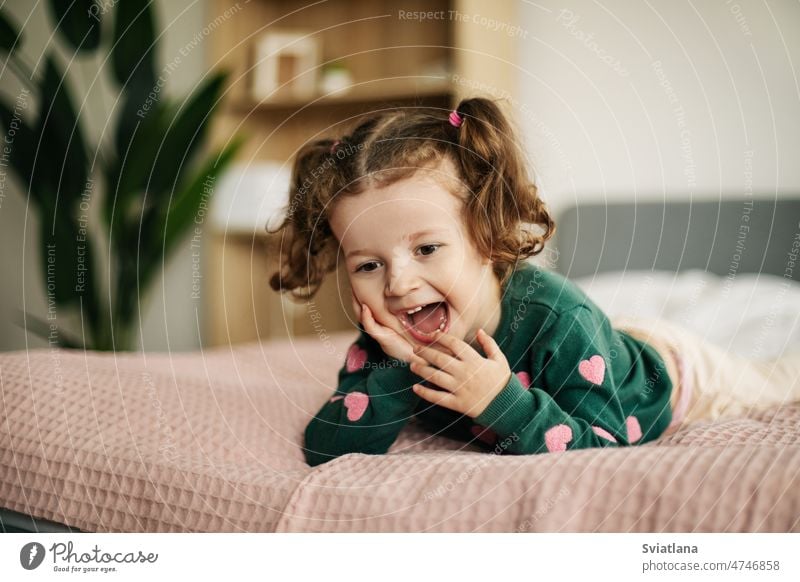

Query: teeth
[417,320,447,336]
[397,302,448,337]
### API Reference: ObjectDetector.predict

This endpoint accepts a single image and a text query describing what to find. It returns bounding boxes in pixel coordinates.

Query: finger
[361,305,385,337]
[415,339,456,358]
[410,358,455,391]
[363,306,401,342]
[410,354,439,374]
[476,328,506,362]
[364,306,393,335]
[431,330,478,361]
[414,344,457,373]
[363,305,382,326]
[412,383,456,407]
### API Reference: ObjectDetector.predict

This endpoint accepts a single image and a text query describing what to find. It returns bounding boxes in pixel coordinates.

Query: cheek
[350,283,393,320]
[349,279,365,299]
[351,276,378,297]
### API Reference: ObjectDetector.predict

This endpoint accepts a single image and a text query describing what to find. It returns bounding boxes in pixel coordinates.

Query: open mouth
[397,301,450,343]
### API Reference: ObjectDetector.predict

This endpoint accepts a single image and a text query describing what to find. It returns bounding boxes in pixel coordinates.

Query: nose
[385,257,420,297]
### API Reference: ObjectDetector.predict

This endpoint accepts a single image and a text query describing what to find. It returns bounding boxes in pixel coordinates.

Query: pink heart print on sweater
[516,371,531,389]
[626,416,642,443]
[592,426,617,443]
[343,391,369,421]
[544,424,573,452]
[578,355,605,385]
[345,343,368,372]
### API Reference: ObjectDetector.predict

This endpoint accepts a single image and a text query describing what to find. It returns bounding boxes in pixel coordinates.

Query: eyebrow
[345,228,449,259]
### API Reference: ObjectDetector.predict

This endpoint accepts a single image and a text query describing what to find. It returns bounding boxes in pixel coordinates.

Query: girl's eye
[354,244,441,273]
[418,244,441,256]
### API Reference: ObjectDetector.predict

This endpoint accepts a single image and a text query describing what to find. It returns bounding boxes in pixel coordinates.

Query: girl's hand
[409,329,512,419]
[352,291,416,363]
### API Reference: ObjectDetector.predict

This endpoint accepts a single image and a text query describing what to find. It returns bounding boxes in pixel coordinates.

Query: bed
[2,198,799,532]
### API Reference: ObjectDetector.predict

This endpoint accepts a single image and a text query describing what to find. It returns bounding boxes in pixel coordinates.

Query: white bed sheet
[572,269,800,359]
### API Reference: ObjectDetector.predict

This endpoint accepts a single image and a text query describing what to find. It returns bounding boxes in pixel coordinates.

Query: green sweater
[303,263,674,466]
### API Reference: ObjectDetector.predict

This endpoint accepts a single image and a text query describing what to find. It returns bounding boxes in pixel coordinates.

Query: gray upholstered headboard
[553,198,800,281]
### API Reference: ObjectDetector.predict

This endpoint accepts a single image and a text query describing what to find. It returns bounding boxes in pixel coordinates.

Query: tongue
[409,302,446,334]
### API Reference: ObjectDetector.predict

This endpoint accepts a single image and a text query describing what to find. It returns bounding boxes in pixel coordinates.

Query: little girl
[267,97,800,467]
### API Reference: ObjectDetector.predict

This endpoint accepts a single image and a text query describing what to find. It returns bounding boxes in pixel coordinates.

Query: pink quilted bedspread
[1,331,798,532]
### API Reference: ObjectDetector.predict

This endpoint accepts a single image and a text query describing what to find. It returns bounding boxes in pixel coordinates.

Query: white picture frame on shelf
[251,29,319,101]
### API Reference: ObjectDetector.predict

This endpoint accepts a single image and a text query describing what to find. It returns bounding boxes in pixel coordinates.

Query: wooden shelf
[231,76,453,111]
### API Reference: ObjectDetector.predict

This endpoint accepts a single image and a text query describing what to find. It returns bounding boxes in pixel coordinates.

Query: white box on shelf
[251,29,319,101]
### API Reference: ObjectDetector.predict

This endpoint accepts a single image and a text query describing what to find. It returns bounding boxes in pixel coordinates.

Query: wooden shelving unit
[205,0,517,347]
[231,76,453,110]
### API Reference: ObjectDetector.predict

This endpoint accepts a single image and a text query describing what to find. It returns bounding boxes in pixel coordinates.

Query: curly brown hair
[267,96,556,300]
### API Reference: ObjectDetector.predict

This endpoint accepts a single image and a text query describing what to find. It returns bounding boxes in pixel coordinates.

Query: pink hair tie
[330,140,340,153]
[449,110,463,128]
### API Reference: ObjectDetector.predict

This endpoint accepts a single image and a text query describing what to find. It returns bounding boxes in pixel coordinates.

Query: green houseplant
[0,0,244,350]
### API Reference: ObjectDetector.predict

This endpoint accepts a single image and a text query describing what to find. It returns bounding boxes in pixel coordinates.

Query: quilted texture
[1,331,799,532]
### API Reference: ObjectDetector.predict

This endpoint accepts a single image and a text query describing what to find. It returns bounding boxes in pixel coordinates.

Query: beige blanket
[1,331,798,532]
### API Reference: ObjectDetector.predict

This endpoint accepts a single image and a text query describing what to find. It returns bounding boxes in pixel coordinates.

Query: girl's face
[329,160,502,351]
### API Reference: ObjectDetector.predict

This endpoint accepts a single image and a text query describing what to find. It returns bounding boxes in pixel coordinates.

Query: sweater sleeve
[473,305,632,454]
[303,330,425,466]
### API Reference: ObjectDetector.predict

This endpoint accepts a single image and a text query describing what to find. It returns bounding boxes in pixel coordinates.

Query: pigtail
[451,97,556,288]
[267,138,343,299]
[451,98,508,179]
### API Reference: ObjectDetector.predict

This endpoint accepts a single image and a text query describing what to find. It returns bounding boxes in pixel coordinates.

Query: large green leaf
[47,0,101,52]
[0,9,23,53]
[149,72,228,195]
[103,95,166,235]
[34,54,89,208]
[110,0,158,197]
[138,135,245,306]
[105,71,228,251]
[111,0,156,88]
[113,72,159,159]
[0,99,40,203]
[163,134,245,252]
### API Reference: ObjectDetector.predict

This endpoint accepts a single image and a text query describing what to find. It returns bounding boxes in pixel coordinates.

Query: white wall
[515,0,800,221]
[0,0,209,352]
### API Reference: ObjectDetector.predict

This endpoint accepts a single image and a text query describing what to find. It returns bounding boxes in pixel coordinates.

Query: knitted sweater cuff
[473,374,534,438]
